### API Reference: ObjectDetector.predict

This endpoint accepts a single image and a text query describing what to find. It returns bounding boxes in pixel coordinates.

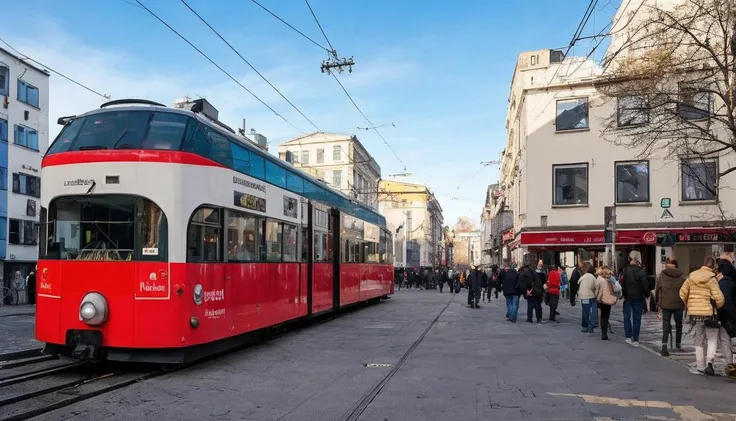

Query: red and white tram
[36,99,394,363]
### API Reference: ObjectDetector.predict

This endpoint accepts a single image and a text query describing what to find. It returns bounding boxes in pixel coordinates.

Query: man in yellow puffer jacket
[679,256,725,376]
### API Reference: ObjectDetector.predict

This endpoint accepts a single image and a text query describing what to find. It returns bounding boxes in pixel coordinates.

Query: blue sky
[3,0,617,226]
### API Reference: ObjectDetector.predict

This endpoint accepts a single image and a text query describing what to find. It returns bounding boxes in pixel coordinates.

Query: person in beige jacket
[679,256,726,376]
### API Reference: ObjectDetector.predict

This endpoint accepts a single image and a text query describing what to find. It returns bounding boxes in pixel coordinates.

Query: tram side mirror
[57,115,75,126]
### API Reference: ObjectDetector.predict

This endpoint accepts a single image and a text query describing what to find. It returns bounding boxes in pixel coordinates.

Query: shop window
[553,164,588,205]
[615,161,649,203]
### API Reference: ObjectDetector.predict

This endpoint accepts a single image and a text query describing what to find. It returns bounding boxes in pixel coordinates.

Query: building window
[333,145,341,161]
[291,150,299,164]
[0,66,8,96]
[0,167,6,191]
[555,98,589,131]
[14,125,39,150]
[678,84,713,121]
[553,164,588,205]
[301,150,309,166]
[615,161,649,203]
[316,148,324,163]
[332,169,342,188]
[0,118,7,142]
[682,159,717,201]
[17,80,39,108]
[9,219,38,245]
[12,172,40,197]
[617,95,648,127]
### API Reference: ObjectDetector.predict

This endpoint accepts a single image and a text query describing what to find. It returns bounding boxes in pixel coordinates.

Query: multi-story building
[377,179,444,268]
[0,47,50,303]
[501,0,736,275]
[480,184,513,267]
[278,132,381,209]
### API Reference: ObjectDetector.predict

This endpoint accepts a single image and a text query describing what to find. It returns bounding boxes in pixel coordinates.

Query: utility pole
[604,205,617,272]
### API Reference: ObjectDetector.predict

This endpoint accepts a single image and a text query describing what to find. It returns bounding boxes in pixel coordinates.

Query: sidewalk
[0,304,35,317]
[541,298,734,374]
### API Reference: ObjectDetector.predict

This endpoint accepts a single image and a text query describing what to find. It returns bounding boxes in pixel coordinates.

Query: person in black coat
[717,259,736,377]
[467,266,483,308]
[498,265,522,322]
[569,258,582,306]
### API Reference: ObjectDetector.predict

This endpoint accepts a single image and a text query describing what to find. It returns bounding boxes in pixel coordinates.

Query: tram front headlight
[193,284,203,305]
[79,292,108,326]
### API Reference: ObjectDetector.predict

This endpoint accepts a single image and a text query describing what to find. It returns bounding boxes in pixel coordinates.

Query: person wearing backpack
[596,265,617,341]
[655,258,686,356]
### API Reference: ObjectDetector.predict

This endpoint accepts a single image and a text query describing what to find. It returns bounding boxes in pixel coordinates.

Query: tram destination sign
[234,190,266,212]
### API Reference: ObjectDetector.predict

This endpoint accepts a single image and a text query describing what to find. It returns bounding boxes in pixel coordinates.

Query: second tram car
[36,99,394,363]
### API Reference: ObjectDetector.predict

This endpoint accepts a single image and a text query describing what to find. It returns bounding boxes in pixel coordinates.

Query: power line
[179,0,321,132]
[133,0,304,134]
[0,37,111,100]
[304,0,335,53]
[331,73,405,167]
[250,0,331,53]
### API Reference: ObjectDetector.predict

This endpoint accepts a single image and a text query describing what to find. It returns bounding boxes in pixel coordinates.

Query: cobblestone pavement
[31,289,736,421]
[0,312,41,354]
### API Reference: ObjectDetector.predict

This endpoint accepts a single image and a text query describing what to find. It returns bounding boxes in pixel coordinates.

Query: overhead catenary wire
[304,0,336,54]
[179,0,321,132]
[133,0,304,134]
[250,0,331,53]
[248,0,407,170]
[0,37,111,100]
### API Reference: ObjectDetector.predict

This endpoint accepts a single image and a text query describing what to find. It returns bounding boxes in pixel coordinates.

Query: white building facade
[278,132,381,209]
[377,180,444,268]
[502,0,736,275]
[0,47,50,303]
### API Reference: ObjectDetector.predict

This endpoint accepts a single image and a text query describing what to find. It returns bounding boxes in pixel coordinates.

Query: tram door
[310,204,334,315]
[331,209,341,310]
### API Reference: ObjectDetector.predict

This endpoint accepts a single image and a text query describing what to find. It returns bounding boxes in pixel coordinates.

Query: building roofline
[0,47,51,76]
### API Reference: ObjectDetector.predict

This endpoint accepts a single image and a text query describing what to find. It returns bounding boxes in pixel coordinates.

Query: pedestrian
[546,266,561,323]
[596,265,617,340]
[578,262,599,333]
[480,269,489,302]
[487,265,499,301]
[655,258,686,356]
[521,261,543,324]
[569,257,583,306]
[559,266,569,300]
[621,250,650,346]
[679,255,725,376]
[716,254,736,378]
[500,264,521,322]
[467,265,483,308]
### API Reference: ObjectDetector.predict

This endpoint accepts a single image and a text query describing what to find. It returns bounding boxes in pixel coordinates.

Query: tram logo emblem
[64,178,95,186]
[204,289,224,302]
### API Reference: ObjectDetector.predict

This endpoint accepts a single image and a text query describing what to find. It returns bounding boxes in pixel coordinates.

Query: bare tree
[597,0,735,209]
[453,216,477,233]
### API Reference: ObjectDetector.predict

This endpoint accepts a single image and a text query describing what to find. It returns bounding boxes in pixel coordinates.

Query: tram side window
[365,240,379,263]
[265,160,287,188]
[139,198,168,261]
[202,125,233,167]
[226,210,257,262]
[265,220,282,262]
[283,223,297,262]
[187,207,221,262]
[181,120,214,160]
[287,171,304,193]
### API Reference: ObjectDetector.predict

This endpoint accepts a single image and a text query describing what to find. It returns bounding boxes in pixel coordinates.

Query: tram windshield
[41,195,167,261]
[47,110,189,154]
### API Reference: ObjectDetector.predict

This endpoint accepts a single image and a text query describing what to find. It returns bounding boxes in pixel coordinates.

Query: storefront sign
[521,228,736,247]
[501,229,515,242]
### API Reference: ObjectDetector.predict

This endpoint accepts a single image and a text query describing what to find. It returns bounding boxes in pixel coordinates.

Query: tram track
[340,293,455,421]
